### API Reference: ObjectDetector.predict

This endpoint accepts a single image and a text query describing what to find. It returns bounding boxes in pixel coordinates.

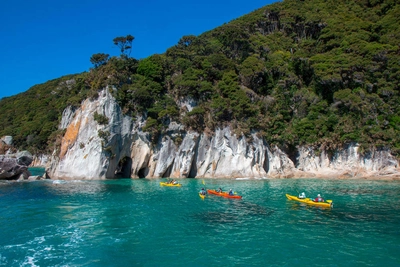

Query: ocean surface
[1,171,400,266]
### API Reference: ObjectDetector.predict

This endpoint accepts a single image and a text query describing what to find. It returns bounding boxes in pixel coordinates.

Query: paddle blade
[326,200,332,203]
[202,179,205,185]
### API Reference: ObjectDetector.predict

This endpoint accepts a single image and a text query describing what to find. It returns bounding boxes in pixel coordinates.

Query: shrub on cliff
[0,0,399,157]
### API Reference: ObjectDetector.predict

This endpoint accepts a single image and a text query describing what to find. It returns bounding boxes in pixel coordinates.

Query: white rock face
[47,89,133,179]
[147,129,269,178]
[59,106,77,130]
[296,144,399,178]
[193,129,268,178]
[31,154,49,167]
[177,97,197,112]
[1,136,13,146]
[46,89,400,180]
[130,132,151,178]
[265,146,297,177]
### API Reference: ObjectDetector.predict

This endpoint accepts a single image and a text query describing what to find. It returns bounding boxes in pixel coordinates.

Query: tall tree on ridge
[113,35,135,57]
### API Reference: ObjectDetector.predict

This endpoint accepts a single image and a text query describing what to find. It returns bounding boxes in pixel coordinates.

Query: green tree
[178,35,197,48]
[137,56,163,81]
[113,35,135,57]
[90,53,110,68]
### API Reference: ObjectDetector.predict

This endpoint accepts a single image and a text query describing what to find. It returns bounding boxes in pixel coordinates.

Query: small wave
[52,180,67,184]
[235,177,268,180]
[22,256,39,267]
[28,236,45,245]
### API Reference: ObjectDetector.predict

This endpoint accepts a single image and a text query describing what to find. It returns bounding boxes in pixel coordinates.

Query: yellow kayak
[160,182,182,187]
[286,194,333,208]
[199,193,205,199]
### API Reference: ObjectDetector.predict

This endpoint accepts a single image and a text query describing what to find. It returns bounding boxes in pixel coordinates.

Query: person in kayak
[298,192,306,199]
[216,187,223,193]
[199,188,207,195]
[228,189,234,196]
[314,194,324,202]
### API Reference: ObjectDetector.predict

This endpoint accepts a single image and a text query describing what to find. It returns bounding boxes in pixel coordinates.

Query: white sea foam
[22,256,38,267]
[0,254,7,266]
[23,236,45,247]
[52,180,66,184]
[236,177,268,180]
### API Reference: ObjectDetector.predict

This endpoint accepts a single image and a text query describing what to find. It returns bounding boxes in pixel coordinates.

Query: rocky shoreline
[40,89,398,180]
[2,89,399,181]
[0,150,33,180]
[0,137,45,181]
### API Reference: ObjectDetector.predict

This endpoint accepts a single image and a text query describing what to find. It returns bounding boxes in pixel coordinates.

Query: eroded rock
[0,151,33,180]
[45,89,400,180]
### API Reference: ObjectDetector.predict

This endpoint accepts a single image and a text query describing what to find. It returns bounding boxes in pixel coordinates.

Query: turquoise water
[1,178,399,267]
[28,167,46,177]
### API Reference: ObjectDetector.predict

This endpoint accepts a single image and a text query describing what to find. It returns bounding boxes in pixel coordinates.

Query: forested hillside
[1,0,399,156]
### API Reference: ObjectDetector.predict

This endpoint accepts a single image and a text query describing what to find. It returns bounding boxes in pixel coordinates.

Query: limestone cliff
[46,89,399,180]
[47,89,133,179]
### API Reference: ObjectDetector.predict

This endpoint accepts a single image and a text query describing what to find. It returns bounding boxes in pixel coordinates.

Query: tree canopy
[113,35,135,57]
[1,0,399,157]
[90,53,110,68]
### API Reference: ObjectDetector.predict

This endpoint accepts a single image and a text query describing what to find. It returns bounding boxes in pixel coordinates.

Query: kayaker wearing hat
[199,188,207,195]
[314,194,324,202]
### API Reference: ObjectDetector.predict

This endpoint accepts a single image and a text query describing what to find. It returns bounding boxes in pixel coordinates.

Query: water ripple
[0,179,399,266]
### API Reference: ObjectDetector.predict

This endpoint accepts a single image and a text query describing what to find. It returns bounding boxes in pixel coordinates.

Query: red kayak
[207,189,242,199]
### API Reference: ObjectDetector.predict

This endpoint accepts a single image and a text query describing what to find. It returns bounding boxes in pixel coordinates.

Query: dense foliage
[0,74,91,153]
[0,0,399,156]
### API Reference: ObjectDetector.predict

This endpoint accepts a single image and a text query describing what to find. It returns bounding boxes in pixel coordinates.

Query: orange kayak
[207,189,242,199]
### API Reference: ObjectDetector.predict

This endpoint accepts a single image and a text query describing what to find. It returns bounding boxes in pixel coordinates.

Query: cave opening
[115,157,132,178]
[138,168,148,178]
[263,149,269,174]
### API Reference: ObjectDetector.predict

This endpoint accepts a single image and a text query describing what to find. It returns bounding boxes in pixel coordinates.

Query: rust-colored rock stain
[60,120,81,159]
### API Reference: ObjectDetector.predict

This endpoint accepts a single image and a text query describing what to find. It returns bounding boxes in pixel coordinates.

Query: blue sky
[0,0,277,99]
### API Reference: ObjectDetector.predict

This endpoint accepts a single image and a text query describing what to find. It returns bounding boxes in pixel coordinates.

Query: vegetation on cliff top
[0,0,399,156]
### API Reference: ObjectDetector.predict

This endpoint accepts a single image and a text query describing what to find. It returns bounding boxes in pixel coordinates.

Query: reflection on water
[227,200,274,217]
[42,179,148,197]
[193,211,240,224]
[191,199,274,227]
